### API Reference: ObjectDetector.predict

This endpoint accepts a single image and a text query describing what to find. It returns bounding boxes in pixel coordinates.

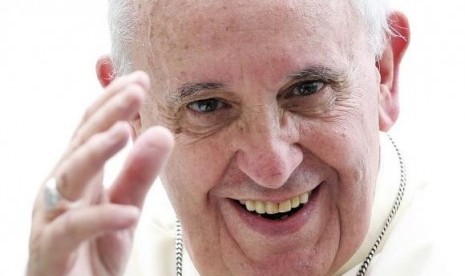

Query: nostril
[236,153,294,189]
[235,135,303,189]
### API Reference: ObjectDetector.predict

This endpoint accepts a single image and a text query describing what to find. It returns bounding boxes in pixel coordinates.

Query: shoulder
[369,178,450,275]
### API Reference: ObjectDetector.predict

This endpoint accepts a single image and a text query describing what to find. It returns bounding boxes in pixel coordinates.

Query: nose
[234,110,303,189]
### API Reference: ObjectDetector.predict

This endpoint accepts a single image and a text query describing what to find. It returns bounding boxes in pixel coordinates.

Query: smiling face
[132,0,385,274]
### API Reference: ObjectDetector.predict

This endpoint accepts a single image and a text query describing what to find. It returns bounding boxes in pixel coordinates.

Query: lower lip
[230,184,322,237]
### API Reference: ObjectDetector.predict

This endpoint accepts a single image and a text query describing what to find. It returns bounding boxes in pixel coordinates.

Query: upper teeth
[239,192,310,215]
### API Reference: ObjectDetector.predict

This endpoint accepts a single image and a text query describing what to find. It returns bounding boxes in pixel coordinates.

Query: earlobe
[377,11,410,132]
[96,56,115,88]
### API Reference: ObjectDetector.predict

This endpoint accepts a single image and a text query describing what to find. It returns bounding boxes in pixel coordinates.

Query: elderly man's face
[133,0,388,274]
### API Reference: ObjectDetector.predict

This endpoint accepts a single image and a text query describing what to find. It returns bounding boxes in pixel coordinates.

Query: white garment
[125,134,445,276]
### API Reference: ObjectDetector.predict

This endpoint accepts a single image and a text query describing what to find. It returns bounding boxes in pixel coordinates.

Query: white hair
[108,0,392,76]
[351,0,392,58]
[108,0,137,76]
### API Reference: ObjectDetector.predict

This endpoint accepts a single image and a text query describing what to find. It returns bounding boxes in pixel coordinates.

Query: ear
[96,55,115,88]
[95,56,142,140]
[377,11,410,132]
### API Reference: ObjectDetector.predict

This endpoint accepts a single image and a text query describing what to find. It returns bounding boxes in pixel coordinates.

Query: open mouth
[237,191,312,221]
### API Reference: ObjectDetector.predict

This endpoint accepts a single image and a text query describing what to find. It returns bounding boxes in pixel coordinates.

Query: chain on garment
[356,135,406,276]
[175,135,407,276]
[175,220,183,276]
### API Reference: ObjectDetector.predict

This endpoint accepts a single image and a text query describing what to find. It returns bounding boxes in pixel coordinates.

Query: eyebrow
[287,66,347,82]
[168,66,346,103]
[173,82,224,101]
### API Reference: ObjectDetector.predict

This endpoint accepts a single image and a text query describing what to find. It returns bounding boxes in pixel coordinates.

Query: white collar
[336,133,404,275]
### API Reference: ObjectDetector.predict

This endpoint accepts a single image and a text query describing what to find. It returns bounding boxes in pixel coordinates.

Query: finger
[52,122,130,202]
[43,204,139,264]
[69,82,145,153]
[109,126,174,208]
[77,71,150,131]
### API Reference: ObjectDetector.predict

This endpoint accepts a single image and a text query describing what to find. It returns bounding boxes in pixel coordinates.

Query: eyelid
[186,97,235,115]
[280,79,328,99]
[187,98,218,112]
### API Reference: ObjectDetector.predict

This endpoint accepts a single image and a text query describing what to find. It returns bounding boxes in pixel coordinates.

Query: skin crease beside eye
[172,77,350,141]
[147,73,353,164]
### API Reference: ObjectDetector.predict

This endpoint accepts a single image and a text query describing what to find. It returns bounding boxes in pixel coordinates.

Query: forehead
[134,0,364,84]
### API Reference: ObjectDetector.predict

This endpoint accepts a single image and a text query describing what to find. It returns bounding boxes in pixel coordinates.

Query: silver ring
[43,178,65,210]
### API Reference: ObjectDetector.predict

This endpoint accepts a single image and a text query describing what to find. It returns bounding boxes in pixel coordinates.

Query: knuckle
[69,132,86,152]
[81,105,95,123]
[55,171,71,196]
[54,212,81,246]
[115,86,143,111]
[62,213,79,238]
[85,133,113,164]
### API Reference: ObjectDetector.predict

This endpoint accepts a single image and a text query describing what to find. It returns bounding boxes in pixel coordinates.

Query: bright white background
[0,0,464,275]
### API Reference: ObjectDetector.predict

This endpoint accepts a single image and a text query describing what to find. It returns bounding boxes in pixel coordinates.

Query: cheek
[298,117,379,251]
[160,138,232,213]
[297,104,379,201]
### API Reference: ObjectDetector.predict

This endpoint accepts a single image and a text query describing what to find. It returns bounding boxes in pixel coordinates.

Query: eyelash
[287,80,326,98]
[187,98,228,114]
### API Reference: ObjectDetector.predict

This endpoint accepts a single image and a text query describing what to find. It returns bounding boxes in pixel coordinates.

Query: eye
[291,80,325,96]
[187,98,226,113]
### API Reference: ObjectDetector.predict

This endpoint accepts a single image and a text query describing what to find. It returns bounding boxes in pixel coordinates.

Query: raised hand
[27,71,174,276]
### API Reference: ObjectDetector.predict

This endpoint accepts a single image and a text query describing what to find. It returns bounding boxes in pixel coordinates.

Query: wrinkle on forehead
[134,0,362,52]
[131,0,365,92]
